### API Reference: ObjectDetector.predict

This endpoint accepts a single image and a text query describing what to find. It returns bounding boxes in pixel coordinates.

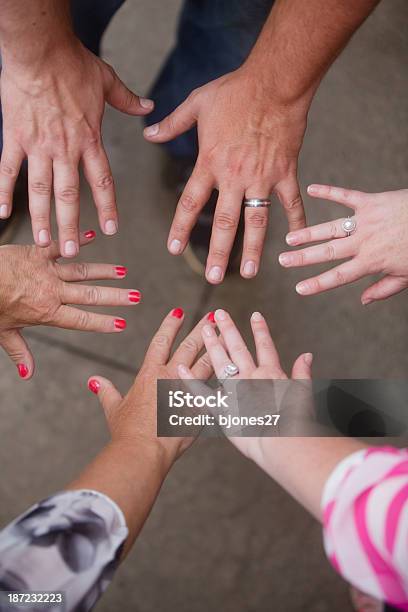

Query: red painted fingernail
[84,230,96,239]
[115,266,128,278]
[114,318,127,330]
[172,308,184,319]
[17,364,29,378]
[207,311,215,323]
[129,290,141,303]
[88,379,100,394]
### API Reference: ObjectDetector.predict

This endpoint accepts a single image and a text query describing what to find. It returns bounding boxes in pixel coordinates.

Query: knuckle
[152,333,171,349]
[57,186,79,203]
[295,251,305,266]
[100,203,116,216]
[121,89,136,111]
[75,263,89,281]
[245,243,261,257]
[76,309,90,330]
[246,212,268,228]
[179,194,199,214]
[329,222,339,239]
[199,354,212,369]
[325,244,336,262]
[85,287,100,305]
[284,194,302,211]
[32,212,49,224]
[211,247,228,260]
[60,222,78,233]
[0,162,18,178]
[181,337,199,354]
[335,269,347,285]
[95,174,114,190]
[214,212,238,231]
[30,181,52,196]
[173,222,189,236]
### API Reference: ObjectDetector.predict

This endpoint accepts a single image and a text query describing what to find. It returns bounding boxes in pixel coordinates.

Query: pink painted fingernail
[114,318,127,330]
[84,230,96,239]
[129,290,141,303]
[17,364,29,379]
[172,307,184,319]
[88,379,100,394]
[144,123,159,137]
[207,311,216,323]
[115,266,128,278]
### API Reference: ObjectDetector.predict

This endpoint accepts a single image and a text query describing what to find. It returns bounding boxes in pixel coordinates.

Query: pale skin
[69,309,215,556]
[179,309,366,520]
[0,232,140,379]
[144,0,380,284]
[280,185,408,303]
[0,0,153,257]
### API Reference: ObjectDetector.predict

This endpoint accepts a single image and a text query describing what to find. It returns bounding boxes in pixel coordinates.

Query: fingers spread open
[28,155,53,246]
[291,353,313,380]
[0,329,34,380]
[214,309,255,373]
[206,188,243,284]
[275,176,306,231]
[167,168,213,255]
[144,92,199,143]
[296,260,363,296]
[144,308,185,366]
[82,144,118,236]
[250,312,283,372]
[48,230,97,259]
[361,275,408,305]
[50,305,126,333]
[286,217,357,247]
[0,141,24,218]
[170,312,216,373]
[87,375,123,426]
[57,262,126,282]
[307,184,368,209]
[279,237,354,269]
[241,204,269,279]
[53,158,80,258]
[60,283,141,307]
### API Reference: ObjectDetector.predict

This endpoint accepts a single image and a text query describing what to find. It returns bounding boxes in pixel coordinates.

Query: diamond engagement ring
[218,363,240,385]
[341,216,357,237]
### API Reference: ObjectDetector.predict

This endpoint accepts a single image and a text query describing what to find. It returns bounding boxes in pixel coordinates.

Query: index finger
[144,308,185,366]
[170,312,216,373]
[307,184,369,209]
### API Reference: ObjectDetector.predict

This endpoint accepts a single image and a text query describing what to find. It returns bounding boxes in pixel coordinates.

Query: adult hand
[87,309,215,467]
[144,68,308,283]
[0,39,153,255]
[0,231,140,379]
[280,185,408,303]
[178,309,313,461]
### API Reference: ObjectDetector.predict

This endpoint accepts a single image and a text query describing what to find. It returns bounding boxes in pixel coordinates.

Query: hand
[0,39,153,255]
[178,309,313,461]
[87,309,216,467]
[144,67,308,283]
[0,231,140,379]
[279,185,408,303]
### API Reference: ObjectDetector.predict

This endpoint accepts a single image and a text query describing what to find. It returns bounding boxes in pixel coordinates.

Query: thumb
[143,93,199,143]
[104,64,154,116]
[87,375,123,426]
[291,353,313,380]
[0,329,34,380]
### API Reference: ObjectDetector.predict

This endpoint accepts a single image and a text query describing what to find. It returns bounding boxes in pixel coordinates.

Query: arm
[0,1,153,255]
[145,0,380,284]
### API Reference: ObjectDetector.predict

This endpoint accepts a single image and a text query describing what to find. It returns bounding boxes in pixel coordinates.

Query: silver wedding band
[218,362,240,385]
[341,216,357,237]
[244,198,272,208]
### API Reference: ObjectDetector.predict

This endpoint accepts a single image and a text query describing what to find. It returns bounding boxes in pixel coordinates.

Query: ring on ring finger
[341,216,357,237]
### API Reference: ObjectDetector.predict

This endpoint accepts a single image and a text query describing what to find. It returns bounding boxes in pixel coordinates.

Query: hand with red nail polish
[0,237,137,379]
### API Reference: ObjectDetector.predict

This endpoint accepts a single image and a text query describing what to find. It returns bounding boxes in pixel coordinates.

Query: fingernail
[215,309,227,321]
[114,318,127,330]
[88,379,100,395]
[38,229,50,245]
[105,220,117,235]
[279,253,292,267]
[308,185,318,194]
[0,205,8,218]
[144,123,159,137]
[17,363,29,378]
[115,266,127,278]
[362,297,373,306]
[208,266,223,283]
[84,230,96,239]
[203,325,214,337]
[169,239,182,255]
[64,240,77,257]
[207,311,216,323]
[140,97,154,110]
[296,282,308,295]
[286,234,298,246]
[243,261,256,277]
[178,364,189,377]
[172,307,184,319]
[129,290,141,303]
[251,311,263,322]
[304,353,313,366]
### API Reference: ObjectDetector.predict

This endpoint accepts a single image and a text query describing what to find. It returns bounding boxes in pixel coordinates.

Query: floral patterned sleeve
[0,490,128,612]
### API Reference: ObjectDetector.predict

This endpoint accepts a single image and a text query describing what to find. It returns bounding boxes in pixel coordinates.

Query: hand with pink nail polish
[0,2,154,253]
[0,233,138,379]
[280,185,408,304]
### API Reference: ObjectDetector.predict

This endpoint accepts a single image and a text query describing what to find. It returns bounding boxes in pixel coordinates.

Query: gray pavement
[0,1,407,610]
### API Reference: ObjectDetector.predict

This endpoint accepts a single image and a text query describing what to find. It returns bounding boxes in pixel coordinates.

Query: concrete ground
[0,1,407,610]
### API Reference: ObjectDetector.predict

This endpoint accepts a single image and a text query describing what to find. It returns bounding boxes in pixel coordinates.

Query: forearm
[244,0,381,104]
[0,1,74,67]
[67,441,172,557]
[256,437,367,520]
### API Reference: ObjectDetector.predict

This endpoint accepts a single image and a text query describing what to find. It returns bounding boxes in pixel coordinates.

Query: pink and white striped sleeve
[322,446,408,610]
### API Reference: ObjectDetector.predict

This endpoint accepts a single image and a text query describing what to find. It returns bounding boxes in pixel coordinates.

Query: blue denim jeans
[0,0,274,158]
